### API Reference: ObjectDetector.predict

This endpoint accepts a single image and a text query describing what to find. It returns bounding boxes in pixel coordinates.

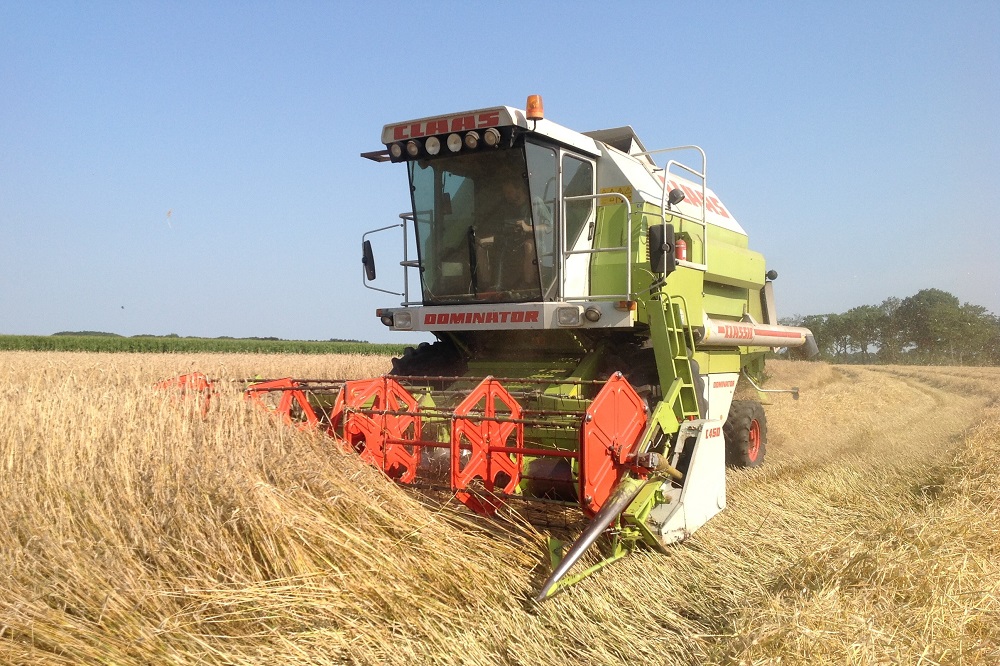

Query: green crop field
[0,334,407,356]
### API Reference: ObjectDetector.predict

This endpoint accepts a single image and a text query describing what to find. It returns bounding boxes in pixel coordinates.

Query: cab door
[560,152,596,299]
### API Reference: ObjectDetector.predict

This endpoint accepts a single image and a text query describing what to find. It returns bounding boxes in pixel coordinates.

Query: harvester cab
[350,96,816,599]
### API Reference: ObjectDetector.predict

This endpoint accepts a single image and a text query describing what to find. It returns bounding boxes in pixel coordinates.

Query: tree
[875,297,903,363]
[894,289,963,363]
[955,303,997,365]
[842,304,882,362]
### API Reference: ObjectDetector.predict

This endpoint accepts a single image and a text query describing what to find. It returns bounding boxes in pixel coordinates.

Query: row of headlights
[556,305,603,327]
[388,127,503,160]
[379,309,412,329]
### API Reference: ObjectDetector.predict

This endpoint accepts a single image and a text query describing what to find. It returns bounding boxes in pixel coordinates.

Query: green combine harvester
[249,95,816,600]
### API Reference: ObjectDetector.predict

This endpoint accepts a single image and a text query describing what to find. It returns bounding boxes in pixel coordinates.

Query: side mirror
[667,188,685,208]
[362,239,377,281]
[648,223,676,275]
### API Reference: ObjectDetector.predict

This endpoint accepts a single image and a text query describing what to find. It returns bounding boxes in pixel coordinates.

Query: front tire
[723,400,767,468]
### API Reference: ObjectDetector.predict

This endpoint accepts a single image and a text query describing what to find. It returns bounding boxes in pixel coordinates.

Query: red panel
[451,377,524,515]
[245,378,319,428]
[337,378,422,483]
[579,374,647,516]
[155,372,216,416]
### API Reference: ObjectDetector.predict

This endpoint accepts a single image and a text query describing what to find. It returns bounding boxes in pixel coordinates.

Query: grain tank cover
[583,126,655,166]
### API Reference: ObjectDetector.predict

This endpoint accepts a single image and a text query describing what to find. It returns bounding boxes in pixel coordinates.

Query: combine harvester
[179,96,815,600]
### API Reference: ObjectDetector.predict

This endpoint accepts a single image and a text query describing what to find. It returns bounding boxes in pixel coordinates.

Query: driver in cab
[476,172,552,292]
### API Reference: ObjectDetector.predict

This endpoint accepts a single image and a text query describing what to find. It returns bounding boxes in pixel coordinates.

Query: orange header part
[526,94,544,121]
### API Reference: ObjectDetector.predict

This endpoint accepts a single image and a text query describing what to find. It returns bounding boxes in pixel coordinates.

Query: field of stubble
[1,352,998,665]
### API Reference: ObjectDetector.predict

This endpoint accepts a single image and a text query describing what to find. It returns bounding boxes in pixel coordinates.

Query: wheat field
[1,352,997,664]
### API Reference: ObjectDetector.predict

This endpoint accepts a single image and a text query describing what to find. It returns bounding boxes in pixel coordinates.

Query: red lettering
[477,110,500,128]
[665,180,732,220]
[393,125,409,141]
[680,184,703,206]
[451,115,477,132]
[422,308,542,327]
[707,196,730,218]
[721,325,753,340]
[425,119,448,135]
[706,427,721,438]
[409,122,424,138]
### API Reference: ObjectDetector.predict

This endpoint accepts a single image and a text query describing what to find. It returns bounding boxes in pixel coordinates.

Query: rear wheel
[723,400,767,468]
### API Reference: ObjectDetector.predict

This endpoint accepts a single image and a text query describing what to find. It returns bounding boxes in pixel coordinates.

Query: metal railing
[632,146,709,271]
[560,191,632,301]
[361,213,425,305]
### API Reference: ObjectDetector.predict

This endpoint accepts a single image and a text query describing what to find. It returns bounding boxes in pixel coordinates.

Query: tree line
[780,288,1000,365]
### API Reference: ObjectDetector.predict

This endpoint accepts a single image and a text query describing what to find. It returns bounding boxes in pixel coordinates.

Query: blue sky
[2,1,997,343]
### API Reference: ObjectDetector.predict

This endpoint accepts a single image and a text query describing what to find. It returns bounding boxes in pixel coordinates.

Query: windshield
[409,141,558,304]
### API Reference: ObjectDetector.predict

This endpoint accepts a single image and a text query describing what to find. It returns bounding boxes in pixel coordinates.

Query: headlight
[484,127,501,147]
[425,136,441,156]
[556,306,581,327]
[405,140,420,157]
[464,131,480,149]
[380,314,394,327]
[389,143,403,159]
[584,306,602,322]
[447,133,463,153]
[393,310,413,330]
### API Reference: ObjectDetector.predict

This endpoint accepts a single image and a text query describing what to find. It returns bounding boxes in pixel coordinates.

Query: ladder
[650,292,701,424]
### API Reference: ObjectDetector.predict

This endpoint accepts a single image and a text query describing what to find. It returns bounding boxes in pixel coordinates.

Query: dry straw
[1,353,997,664]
